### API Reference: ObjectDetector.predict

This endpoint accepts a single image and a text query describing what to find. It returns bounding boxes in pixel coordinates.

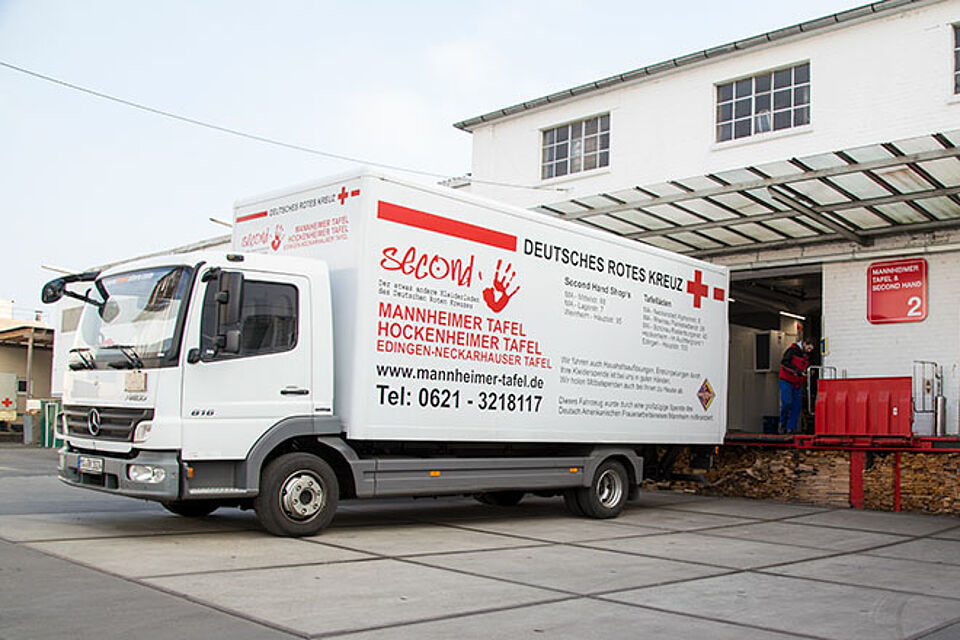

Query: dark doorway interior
[727,266,822,434]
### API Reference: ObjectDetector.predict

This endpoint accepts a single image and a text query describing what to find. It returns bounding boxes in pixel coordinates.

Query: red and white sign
[234,184,355,252]
[867,258,927,324]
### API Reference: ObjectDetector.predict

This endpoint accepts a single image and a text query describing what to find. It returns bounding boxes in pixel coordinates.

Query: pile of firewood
[865,452,960,516]
[642,446,850,507]
[791,451,850,507]
[699,447,849,507]
[863,453,895,511]
[646,445,960,516]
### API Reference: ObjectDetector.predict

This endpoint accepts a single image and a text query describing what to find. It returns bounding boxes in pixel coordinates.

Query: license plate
[124,371,147,393]
[78,455,104,474]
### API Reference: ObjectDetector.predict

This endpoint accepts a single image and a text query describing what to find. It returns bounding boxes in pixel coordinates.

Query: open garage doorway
[727,265,822,435]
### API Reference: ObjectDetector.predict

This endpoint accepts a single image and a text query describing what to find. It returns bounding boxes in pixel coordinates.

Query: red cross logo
[336,186,361,205]
[1,397,11,408]
[686,270,709,308]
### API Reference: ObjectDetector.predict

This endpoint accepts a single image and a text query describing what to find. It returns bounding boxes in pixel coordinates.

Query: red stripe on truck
[236,210,268,223]
[377,201,517,252]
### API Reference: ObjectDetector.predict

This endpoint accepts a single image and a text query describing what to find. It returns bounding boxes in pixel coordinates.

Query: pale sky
[0,0,870,322]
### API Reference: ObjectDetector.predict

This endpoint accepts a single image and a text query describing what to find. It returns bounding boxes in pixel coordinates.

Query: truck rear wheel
[162,500,220,518]
[254,453,338,537]
[576,460,628,519]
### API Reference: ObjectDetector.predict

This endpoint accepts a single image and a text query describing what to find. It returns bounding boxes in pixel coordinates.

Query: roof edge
[453,0,930,132]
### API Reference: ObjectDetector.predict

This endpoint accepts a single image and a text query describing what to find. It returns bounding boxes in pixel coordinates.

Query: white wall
[460,1,960,435]
[466,0,960,208]
[822,250,960,434]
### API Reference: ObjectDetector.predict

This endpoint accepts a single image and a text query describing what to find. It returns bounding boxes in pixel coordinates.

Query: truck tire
[576,460,628,519]
[162,500,220,518]
[474,490,525,507]
[254,453,338,537]
[563,489,585,517]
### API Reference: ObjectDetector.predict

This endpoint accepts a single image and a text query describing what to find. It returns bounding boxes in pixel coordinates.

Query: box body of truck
[233,170,728,445]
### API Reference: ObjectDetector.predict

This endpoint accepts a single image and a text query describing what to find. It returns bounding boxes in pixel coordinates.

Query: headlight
[127,464,166,483]
[133,421,153,443]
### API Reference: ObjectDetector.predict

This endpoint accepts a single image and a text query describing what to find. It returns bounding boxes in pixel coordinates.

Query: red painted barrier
[814,377,913,437]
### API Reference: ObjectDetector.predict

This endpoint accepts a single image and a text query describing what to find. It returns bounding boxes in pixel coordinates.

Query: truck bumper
[58,448,181,501]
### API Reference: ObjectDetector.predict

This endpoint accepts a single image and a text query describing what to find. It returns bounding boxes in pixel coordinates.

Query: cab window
[200,280,298,360]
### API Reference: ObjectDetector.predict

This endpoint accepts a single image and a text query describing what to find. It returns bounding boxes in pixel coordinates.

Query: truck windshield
[71,266,194,370]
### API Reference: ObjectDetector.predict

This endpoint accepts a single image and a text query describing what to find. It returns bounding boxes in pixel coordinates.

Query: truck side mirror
[222,329,241,354]
[209,271,244,357]
[217,272,244,328]
[41,278,66,304]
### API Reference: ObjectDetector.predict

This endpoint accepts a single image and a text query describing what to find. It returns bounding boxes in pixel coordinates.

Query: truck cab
[49,252,337,520]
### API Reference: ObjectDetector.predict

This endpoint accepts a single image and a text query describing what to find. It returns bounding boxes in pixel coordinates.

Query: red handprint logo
[482,260,519,313]
[271,224,284,251]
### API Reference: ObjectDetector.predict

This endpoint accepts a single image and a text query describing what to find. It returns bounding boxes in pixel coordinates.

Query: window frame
[953,24,959,95]
[715,62,811,143]
[199,277,300,362]
[541,113,610,180]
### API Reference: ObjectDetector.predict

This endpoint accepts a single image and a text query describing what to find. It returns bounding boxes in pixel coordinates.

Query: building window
[954,25,960,94]
[716,63,810,142]
[542,114,610,179]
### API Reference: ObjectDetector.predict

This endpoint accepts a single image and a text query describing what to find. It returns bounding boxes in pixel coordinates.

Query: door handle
[280,388,310,396]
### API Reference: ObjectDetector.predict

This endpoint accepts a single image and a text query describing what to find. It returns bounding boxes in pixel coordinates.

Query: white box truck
[44,170,728,536]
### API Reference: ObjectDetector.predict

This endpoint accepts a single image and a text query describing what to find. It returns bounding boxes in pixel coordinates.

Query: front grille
[63,405,154,442]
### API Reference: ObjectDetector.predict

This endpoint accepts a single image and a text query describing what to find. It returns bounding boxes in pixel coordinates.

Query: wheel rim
[279,470,325,522]
[596,468,624,508]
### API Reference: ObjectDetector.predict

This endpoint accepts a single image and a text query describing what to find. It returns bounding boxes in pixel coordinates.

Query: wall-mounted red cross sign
[1,397,12,408]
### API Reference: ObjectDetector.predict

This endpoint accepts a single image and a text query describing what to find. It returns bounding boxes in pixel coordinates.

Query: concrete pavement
[2,445,960,639]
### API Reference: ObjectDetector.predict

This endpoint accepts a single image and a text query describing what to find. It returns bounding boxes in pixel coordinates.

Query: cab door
[180,269,312,460]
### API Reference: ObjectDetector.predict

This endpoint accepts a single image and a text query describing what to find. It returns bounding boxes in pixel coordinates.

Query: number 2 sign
[867,258,927,324]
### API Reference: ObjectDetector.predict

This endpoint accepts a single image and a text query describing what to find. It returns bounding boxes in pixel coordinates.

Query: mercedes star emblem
[87,408,102,436]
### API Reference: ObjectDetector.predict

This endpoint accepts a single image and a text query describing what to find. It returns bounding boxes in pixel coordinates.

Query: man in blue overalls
[779,338,814,434]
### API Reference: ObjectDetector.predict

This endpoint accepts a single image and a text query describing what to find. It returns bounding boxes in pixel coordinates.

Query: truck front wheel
[254,453,338,537]
[563,490,585,516]
[575,460,628,519]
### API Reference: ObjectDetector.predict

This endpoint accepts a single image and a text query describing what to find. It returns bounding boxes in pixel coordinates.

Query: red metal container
[814,377,912,437]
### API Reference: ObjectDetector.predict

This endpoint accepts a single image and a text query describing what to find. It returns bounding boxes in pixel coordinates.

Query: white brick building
[454,0,960,434]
